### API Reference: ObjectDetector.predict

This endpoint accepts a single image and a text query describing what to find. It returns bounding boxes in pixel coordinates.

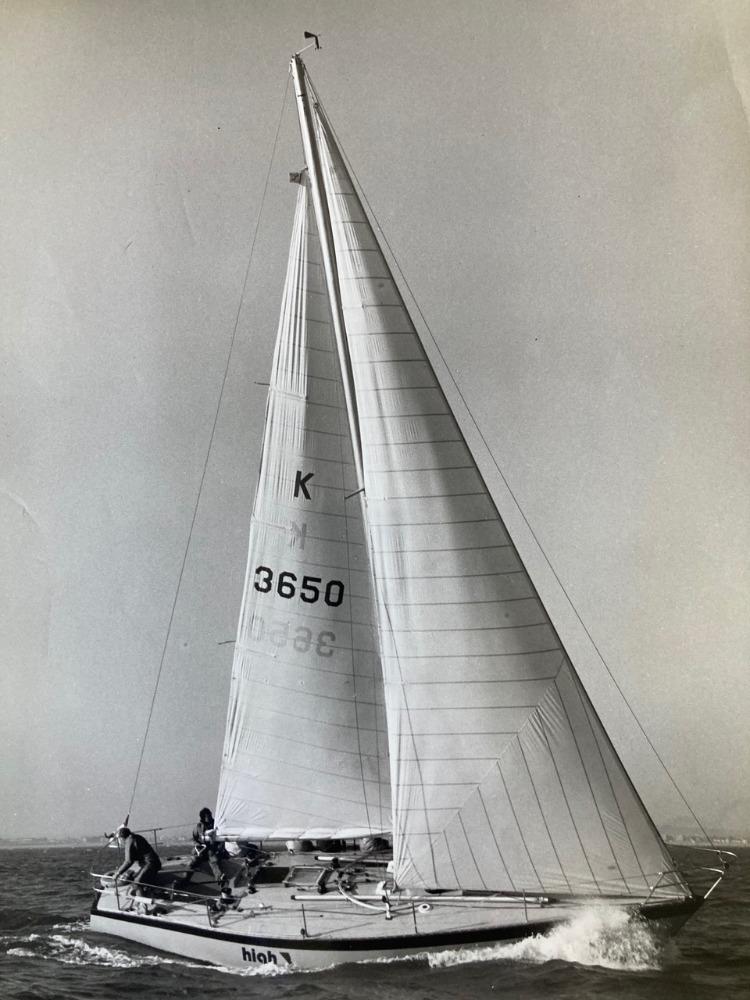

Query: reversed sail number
[250,615,335,657]
[253,566,345,607]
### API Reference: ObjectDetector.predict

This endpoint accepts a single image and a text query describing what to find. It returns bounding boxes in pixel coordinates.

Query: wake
[427,906,662,972]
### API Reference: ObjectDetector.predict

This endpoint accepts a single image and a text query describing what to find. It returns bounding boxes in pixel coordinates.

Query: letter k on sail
[294,469,314,500]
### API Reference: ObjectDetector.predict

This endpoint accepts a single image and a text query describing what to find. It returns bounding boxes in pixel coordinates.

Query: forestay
[309,88,686,899]
[216,180,391,841]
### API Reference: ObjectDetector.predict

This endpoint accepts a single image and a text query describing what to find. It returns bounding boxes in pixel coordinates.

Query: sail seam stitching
[577,691,650,888]
[477,787,516,890]
[552,674,630,891]
[536,696,602,893]
[516,735,573,893]
[457,817,488,889]
[495,762,544,892]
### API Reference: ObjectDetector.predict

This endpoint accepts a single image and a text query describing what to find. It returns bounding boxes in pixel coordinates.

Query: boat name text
[241,945,291,965]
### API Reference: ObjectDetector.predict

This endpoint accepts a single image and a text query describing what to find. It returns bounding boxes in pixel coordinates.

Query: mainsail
[218,58,686,901]
[216,179,391,840]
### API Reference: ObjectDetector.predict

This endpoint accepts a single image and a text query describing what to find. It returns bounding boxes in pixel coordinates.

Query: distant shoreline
[0,840,190,851]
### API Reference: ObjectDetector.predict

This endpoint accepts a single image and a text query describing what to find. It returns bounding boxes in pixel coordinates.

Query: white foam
[212,963,292,978]
[5,932,189,969]
[52,919,88,933]
[1,933,43,946]
[427,906,662,972]
[47,934,173,967]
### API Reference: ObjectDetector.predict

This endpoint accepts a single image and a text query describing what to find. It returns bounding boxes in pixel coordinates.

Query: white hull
[90,898,563,971]
[90,909,534,971]
[90,873,700,973]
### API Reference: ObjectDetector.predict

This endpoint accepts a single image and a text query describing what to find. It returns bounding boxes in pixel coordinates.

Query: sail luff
[290,54,405,847]
[290,55,364,491]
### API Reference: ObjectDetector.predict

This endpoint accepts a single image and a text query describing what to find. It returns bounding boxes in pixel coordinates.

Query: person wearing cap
[180,807,229,893]
[114,826,162,896]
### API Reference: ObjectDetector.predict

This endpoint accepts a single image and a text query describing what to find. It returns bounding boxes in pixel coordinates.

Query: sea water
[1,846,748,999]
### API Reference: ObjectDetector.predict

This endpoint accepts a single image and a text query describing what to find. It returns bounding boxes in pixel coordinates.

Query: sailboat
[90,48,731,972]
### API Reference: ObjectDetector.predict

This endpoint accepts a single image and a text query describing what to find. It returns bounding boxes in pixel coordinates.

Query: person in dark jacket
[182,807,228,892]
[114,826,162,896]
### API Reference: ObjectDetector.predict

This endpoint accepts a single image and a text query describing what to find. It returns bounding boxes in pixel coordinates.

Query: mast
[290,54,365,491]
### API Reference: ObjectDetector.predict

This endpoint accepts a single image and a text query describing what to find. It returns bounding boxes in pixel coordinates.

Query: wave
[6,933,169,969]
[426,906,662,972]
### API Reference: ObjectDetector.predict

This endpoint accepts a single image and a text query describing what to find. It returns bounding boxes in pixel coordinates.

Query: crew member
[183,807,229,892]
[114,826,162,896]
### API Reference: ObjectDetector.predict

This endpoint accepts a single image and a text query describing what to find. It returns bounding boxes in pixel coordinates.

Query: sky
[2,0,749,842]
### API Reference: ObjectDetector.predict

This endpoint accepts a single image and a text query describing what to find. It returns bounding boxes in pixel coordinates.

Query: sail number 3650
[253,566,344,607]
